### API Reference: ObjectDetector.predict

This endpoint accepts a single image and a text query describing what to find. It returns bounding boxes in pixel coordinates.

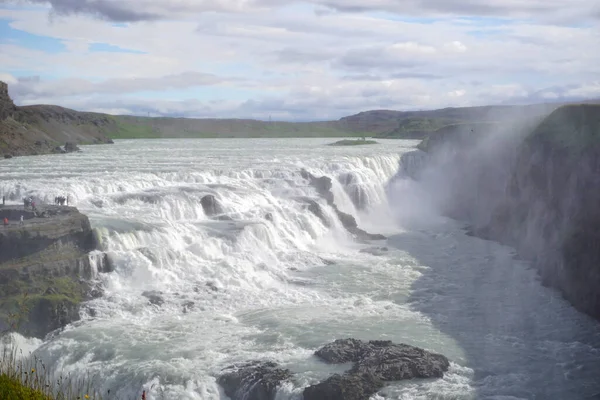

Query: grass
[0,343,104,400]
[105,115,370,139]
[376,117,462,138]
[525,104,600,154]
[328,139,378,146]
[1,334,150,400]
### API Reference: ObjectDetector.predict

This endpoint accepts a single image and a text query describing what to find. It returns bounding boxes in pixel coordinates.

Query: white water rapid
[1,138,600,400]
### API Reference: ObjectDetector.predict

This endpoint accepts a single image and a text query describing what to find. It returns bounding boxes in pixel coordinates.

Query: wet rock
[4,154,12,159]
[142,290,165,306]
[265,212,274,222]
[301,169,334,203]
[301,169,386,241]
[349,340,450,381]
[200,194,224,216]
[217,361,292,400]
[303,373,382,400]
[53,146,67,154]
[307,199,330,227]
[359,247,389,256]
[182,301,195,313]
[316,338,368,363]
[64,142,81,153]
[335,209,386,241]
[206,281,219,292]
[26,297,80,339]
[306,339,450,400]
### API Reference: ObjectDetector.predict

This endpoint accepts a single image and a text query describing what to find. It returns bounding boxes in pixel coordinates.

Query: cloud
[16,0,599,23]
[0,2,598,120]
[8,72,229,99]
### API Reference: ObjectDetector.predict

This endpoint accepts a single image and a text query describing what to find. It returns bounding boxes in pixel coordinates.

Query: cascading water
[1,138,600,400]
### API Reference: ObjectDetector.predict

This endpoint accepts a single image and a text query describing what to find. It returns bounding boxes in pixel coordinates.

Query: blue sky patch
[89,42,146,54]
[0,18,65,53]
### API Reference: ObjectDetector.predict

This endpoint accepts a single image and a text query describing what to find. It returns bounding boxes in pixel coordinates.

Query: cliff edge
[0,205,110,338]
[0,81,114,158]
[474,104,600,320]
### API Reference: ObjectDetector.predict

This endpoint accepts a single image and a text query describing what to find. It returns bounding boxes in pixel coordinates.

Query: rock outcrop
[200,194,224,216]
[304,339,450,400]
[0,205,108,338]
[217,361,292,400]
[301,169,386,241]
[0,81,17,121]
[0,81,114,158]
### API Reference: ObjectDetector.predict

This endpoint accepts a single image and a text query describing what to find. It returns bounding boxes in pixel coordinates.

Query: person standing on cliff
[3,217,8,228]
[20,215,24,225]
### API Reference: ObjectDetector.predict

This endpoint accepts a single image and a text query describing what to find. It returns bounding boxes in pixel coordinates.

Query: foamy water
[1,138,600,400]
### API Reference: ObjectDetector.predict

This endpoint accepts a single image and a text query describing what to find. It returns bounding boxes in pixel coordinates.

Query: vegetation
[0,343,104,400]
[328,139,378,146]
[525,104,600,153]
[107,115,367,139]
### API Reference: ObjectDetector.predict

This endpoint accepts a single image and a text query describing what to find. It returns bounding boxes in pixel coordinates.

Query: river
[1,138,600,399]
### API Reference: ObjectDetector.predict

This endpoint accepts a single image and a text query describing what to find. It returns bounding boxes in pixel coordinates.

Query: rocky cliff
[0,205,110,338]
[475,105,600,319]
[0,81,114,158]
[412,104,600,321]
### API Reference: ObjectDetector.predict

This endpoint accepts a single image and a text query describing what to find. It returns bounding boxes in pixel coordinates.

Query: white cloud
[0,1,598,120]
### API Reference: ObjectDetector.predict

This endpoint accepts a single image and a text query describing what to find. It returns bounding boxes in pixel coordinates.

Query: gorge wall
[0,205,110,338]
[410,104,600,321]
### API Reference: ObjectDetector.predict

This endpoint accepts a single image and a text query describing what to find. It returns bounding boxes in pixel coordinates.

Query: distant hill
[340,103,578,139]
[0,82,114,158]
[2,79,600,158]
[110,115,355,139]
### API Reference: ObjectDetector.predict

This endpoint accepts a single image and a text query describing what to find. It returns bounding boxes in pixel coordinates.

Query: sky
[0,0,599,121]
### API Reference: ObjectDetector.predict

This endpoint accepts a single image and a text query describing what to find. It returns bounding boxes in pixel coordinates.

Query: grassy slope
[524,104,600,153]
[109,115,363,139]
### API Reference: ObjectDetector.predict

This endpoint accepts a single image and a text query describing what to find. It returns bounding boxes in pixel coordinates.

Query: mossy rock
[0,277,85,338]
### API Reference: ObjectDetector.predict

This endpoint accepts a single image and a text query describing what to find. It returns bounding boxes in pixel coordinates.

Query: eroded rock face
[0,205,103,339]
[305,339,450,400]
[217,361,292,400]
[200,194,224,216]
[301,170,386,241]
[303,373,382,400]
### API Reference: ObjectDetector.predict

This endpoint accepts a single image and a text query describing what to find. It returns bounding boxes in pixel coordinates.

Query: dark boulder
[316,338,368,363]
[142,290,164,306]
[350,341,450,380]
[306,339,450,400]
[301,169,334,203]
[64,142,81,152]
[217,361,292,400]
[303,373,382,400]
[335,209,386,241]
[307,200,330,227]
[200,194,224,216]
[3,154,12,159]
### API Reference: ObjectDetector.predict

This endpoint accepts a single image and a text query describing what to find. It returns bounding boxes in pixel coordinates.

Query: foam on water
[1,138,600,399]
